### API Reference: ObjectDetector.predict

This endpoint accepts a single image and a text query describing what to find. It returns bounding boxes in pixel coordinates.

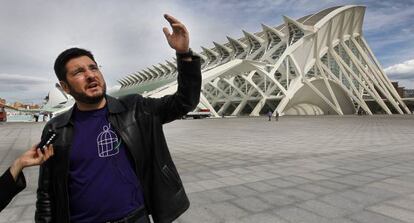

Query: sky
[1,0,414,104]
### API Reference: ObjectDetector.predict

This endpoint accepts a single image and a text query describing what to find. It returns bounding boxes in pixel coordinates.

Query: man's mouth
[87,82,99,89]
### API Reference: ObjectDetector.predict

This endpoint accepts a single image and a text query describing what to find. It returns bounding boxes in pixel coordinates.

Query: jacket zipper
[108,115,147,206]
[65,149,70,222]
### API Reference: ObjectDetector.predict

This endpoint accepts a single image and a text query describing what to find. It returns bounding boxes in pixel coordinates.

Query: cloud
[363,3,414,32]
[0,73,52,103]
[0,73,49,86]
[384,59,414,89]
[384,59,414,78]
[1,0,414,102]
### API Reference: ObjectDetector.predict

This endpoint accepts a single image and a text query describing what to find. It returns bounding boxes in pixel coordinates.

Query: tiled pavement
[1,115,414,222]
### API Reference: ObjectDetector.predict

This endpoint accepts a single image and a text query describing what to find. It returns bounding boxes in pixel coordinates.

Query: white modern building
[105,6,412,116]
[42,83,74,116]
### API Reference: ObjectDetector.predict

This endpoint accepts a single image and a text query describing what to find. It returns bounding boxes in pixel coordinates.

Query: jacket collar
[106,95,126,114]
[55,95,126,128]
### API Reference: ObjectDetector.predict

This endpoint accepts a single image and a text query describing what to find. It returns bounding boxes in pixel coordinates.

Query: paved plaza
[1,115,414,222]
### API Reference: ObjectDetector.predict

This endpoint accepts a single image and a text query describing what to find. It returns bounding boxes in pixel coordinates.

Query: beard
[68,82,107,104]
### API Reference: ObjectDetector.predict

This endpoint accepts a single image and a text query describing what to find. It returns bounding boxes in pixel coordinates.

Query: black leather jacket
[35,56,201,223]
[0,168,26,212]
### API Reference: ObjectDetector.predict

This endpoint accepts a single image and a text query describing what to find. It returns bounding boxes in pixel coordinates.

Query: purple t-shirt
[69,106,144,223]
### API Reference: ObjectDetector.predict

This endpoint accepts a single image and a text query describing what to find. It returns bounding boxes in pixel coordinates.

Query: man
[0,145,53,212]
[267,110,272,121]
[35,14,201,223]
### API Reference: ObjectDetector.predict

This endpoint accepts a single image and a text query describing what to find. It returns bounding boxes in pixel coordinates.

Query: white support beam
[341,41,403,114]
[319,62,372,114]
[331,48,392,114]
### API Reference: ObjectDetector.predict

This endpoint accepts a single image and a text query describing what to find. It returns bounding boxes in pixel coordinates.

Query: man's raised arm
[141,14,202,123]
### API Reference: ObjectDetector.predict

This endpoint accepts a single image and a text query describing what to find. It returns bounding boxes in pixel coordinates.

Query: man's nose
[84,68,96,79]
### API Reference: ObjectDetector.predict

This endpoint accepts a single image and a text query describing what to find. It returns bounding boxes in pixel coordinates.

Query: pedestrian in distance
[267,110,272,121]
[33,113,39,122]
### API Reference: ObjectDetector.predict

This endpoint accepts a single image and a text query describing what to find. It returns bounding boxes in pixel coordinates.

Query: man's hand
[163,14,190,54]
[9,144,54,180]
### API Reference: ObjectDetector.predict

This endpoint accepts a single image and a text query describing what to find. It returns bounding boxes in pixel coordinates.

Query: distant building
[112,5,411,116]
[405,89,414,98]
[12,102,24,108]
[391,82,405,98]
[41,83,75,116]
[12,102,40,110]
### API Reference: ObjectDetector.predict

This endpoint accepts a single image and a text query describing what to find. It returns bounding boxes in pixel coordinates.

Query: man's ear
[59,81,70,94]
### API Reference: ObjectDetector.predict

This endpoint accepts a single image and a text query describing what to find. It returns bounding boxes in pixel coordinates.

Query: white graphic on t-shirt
[97,124,121,157]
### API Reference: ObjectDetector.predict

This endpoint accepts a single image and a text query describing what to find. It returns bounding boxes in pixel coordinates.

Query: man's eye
[73,70,84,75]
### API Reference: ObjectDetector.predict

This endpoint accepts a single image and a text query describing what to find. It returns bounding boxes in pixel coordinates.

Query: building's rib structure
[114,5,411,116]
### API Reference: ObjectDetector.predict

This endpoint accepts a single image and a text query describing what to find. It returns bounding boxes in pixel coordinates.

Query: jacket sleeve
[142,55,202,124]
[0,168,26,212]
[35,127,54,222]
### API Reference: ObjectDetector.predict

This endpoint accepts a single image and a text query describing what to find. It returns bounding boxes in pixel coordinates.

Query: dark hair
[54,47,97,82]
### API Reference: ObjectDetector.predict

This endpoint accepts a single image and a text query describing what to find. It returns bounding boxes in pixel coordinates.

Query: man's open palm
[163,14,189,53]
